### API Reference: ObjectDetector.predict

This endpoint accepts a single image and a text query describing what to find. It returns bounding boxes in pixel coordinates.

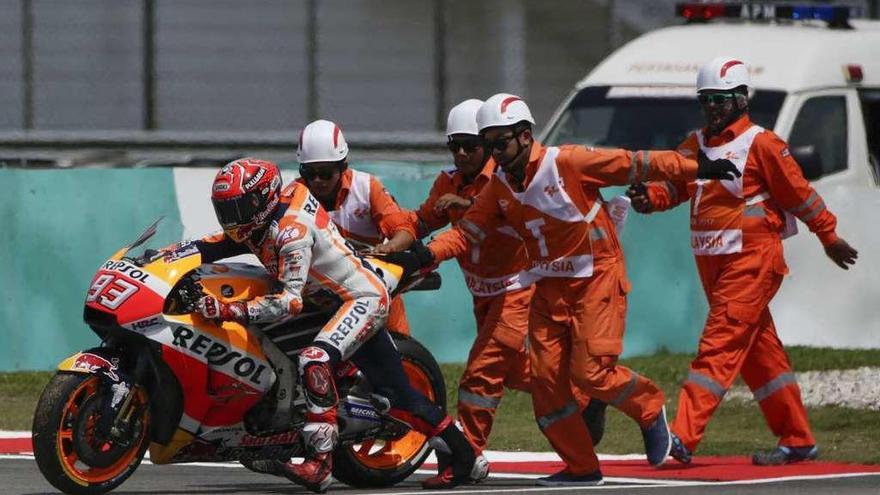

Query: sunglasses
[697,93,737,105]
[483,133,518,152]
[447,139,482,154]
[299,165,339,181]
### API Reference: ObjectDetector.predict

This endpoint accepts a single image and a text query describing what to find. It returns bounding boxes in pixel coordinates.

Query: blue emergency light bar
[675,3,863,28]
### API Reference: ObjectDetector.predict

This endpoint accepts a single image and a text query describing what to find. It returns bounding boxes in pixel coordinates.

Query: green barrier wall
[0,168,183,371]
[0,164,708,371]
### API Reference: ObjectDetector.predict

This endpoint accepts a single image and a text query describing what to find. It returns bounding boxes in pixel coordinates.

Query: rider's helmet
[211,158,282,243]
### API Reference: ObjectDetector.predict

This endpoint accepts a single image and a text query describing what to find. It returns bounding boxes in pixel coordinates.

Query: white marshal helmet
[297,119,349,164]
[476,93,535,132]
[446,99,483,136]
[696,56,752,92]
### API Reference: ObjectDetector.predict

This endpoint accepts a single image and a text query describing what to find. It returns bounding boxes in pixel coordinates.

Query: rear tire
[332,335,446,487]
[33,373,150,495]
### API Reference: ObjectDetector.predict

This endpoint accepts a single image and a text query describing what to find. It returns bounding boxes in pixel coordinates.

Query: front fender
[57,348,125,382]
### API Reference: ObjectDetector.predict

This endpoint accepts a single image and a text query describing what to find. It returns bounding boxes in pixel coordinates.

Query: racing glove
[696,150,742,181]
[196,296,248,324]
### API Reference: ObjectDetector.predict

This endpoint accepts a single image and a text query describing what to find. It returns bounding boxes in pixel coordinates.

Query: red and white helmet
[476,93,535,132]
[446,99,483,136]
[297,119,349,164]
[697,56,751,92]
[211,158,282,242]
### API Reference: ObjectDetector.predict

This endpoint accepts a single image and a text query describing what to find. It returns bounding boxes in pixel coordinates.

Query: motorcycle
[32,219,446,495]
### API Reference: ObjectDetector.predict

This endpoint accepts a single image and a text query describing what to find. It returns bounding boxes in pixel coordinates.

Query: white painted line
[0,431,30,438]
[5,452,879,489]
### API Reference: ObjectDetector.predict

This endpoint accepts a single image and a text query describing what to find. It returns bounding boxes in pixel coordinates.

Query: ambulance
[541,3,880,348]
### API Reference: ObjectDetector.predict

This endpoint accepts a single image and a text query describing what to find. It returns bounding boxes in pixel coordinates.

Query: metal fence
[0,0,652,134]
[2,0,873,140]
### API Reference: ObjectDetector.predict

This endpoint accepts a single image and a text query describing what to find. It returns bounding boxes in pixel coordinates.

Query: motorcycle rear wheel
[332,336,446,487]
[33,373,150,495]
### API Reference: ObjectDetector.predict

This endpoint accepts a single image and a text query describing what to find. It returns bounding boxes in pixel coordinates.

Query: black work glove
[696,150,742,181]
[410,241,436,268]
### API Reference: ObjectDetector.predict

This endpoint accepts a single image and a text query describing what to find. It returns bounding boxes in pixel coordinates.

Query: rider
[181,158,475,492]
[295,119,416,336]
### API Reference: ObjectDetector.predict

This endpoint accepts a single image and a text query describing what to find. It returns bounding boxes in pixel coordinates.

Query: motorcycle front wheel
[32,373,150,495]
[332,336,446,487]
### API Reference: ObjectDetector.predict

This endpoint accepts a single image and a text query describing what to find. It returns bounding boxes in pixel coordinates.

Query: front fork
[95,352,147,443]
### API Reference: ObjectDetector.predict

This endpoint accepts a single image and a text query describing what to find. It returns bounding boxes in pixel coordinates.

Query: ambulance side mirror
[791,145,824,181]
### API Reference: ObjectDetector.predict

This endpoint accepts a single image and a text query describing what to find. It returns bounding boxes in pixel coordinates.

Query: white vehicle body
[542,18,880,348]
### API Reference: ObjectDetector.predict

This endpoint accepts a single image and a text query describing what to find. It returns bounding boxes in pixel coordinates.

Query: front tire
[33,373,150,495]
[332,336,446,487]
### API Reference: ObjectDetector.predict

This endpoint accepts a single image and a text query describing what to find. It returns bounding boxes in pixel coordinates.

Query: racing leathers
[297,168,416,336]
[189,182,470,473]
[428,141,701,475]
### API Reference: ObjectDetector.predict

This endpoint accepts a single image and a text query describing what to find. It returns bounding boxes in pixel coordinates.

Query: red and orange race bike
[32,219,446,495]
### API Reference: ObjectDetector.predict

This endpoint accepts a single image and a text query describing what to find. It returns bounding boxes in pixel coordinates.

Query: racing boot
[469,454,490,483]
[753,445,818,466]
[581,398,607,447]
[421,422,477,489]
[275,422,337,493]
[276,452,333,493]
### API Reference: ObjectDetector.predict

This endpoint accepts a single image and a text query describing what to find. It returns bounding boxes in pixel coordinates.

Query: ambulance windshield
[544,86,785,150]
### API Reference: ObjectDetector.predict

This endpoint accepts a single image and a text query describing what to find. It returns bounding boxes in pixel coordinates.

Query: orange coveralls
[413,159,533,453]
[430,142,699,475]
[644,116,834,453]
[297,168,416,335]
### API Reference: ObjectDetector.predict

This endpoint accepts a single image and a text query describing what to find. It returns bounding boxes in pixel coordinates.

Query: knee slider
[299,345,339,409]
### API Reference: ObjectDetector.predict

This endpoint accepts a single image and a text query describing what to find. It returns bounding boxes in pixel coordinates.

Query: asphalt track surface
[3,457,879,495]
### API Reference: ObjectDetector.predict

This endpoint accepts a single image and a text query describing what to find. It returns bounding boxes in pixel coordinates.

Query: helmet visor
[213,191,262,229]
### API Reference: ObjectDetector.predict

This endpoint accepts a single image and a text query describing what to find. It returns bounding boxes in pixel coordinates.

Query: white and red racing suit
[194,181,390,454]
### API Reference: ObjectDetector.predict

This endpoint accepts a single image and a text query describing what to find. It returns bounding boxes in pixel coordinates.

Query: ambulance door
[775,89,872,188]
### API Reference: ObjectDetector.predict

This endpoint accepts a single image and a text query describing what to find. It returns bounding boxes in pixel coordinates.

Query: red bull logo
[72,353,120,381]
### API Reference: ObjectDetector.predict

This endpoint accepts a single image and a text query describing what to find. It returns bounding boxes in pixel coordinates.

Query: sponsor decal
[130,316,161,330]
[465,274,516,296]
[243,168,267,191]
[239,430,300,447]
[221,285,234,297]
[498,199,509,211]
[72,353,120,382]
[529,259,575,273]
[213,182,230,192]
[301,347,329,361]
[303,194,319,216]
[164,242,200,262]
[543,185,559,196]
[692,234,726,250]
[278,223,306,246]
[102,260,150,283]
[346,403,380,421]
[171,327,269,386]
[781,148,791,158]
[328,300,371,346]
[306,365,331,395]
